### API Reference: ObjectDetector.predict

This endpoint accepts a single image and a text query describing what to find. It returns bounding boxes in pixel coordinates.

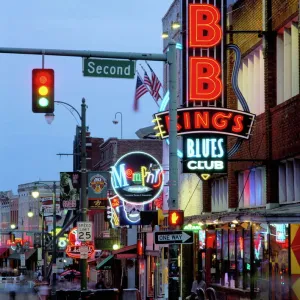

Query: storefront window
[216,230,222,284]
[252,223,269,298]
[236,229,243,289]
[270,224,289,299]
[222,229,229,286]
[243,228,251,290]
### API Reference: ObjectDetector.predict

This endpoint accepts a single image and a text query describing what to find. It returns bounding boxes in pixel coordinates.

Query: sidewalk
[55,279,97,290]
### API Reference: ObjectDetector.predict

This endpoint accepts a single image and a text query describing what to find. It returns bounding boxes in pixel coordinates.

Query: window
[238,167,266,208]
[212,177,228,212]
[277,22,299,104]
[238,45,265,115]
[279,159,300,203]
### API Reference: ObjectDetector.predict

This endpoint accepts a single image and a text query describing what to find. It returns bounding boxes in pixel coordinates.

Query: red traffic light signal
[32,69,54,113]
[168,210,184,226]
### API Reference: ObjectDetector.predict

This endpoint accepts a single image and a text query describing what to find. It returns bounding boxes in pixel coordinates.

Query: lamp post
[45,98,88,292]
[32,182,57,300]
[112,112,123,139]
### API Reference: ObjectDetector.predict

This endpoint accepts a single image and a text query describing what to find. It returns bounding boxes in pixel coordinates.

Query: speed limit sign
[77,222,93,241]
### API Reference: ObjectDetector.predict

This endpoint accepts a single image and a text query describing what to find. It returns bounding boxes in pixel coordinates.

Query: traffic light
[168,210,184,226]
[34,233,42,249]
[32,69,54,113]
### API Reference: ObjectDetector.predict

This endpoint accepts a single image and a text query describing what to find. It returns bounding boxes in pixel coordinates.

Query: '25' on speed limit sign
[77,222,93,241]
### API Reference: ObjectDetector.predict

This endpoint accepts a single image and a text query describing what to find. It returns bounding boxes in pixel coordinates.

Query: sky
[0,0,174,192]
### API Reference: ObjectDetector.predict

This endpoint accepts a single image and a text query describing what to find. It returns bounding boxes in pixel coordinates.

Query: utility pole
[80,98,88,291]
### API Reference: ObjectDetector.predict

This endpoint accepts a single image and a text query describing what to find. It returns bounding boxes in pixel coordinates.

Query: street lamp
[10,224,16,230]
[32,182,57,300]
[45,98,89,292]
[113,112,123,139]
[27,209,34,218]
[171,21,181,30]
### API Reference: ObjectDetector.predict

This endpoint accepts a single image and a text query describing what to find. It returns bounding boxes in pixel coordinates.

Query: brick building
[161,0,300,299]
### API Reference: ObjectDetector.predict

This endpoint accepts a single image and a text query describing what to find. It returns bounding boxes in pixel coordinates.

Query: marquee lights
[111,151,164,205]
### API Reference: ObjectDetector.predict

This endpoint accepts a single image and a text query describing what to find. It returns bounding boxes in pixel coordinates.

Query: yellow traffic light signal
[32,69,54,113]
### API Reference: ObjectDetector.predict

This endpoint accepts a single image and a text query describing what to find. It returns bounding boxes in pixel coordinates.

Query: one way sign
[154,231,194,245]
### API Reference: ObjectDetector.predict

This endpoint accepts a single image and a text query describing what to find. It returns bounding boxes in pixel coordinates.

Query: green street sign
[83,58,135,79]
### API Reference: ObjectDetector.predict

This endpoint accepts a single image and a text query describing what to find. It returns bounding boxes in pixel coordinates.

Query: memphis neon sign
[111,151,164,204]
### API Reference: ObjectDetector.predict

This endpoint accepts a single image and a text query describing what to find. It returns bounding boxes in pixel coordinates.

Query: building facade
[160,0,300,299]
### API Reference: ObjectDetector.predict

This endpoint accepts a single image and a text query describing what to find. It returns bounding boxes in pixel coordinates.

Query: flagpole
[136,69,160,107]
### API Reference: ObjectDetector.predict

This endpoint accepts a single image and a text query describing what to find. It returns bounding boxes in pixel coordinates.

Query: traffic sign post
[77,222,93,242]
[154,231,194,245]
[80,246,89,259]
[0,41,177,297]
[83,59,135,79]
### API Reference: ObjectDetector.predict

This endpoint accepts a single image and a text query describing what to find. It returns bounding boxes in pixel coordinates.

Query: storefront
[186,216,300,299]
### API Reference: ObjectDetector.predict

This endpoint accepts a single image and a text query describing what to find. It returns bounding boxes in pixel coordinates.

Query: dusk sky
[0,0,173,192]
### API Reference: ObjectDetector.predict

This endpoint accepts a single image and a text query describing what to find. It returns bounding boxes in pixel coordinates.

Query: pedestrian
[190,272,206,300]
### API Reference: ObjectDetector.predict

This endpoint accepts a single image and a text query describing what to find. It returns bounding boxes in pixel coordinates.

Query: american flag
[146,62,162,101]
[133,74,148,111]
[143,70,152,91]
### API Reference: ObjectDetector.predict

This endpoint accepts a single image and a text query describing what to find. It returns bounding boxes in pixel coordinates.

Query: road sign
[154,231,194,245]
[80,246,89,259]
[77,222,93,241]
[83,58,135,79]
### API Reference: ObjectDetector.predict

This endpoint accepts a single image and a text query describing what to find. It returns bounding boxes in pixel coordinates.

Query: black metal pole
[52,182,57,300]
[41,208,46,278]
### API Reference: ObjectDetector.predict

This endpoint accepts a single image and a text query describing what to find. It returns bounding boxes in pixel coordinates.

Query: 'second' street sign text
[154,231,194,245]
[83,58,135,79]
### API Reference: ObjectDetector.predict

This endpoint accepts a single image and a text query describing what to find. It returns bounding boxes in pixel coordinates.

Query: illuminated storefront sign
[154,107,255,140]
[108,195,120,228]
[66,227,94,259]
[111,151,164,204]
[183,224,202,231]
[183,134,227,173]
[153,1,255,179]
[120,200,145,225]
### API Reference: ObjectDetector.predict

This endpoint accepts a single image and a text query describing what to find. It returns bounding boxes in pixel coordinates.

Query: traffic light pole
[52,182,57,300]
[0,43,178,297]
[80,98,88,292]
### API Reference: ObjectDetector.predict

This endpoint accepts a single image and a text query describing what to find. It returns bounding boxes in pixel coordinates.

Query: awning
[8,249,36,260]
[96,255,114,270]
[112,244,137,259]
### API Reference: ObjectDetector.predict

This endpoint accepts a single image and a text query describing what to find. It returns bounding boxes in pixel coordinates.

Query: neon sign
[111,151,164,204]
[183,135,227,174]
[153,107,255,140]
[188,4,222,101]
[66,227,94,259]
[108,195,120,228]
[153,0,256,179]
